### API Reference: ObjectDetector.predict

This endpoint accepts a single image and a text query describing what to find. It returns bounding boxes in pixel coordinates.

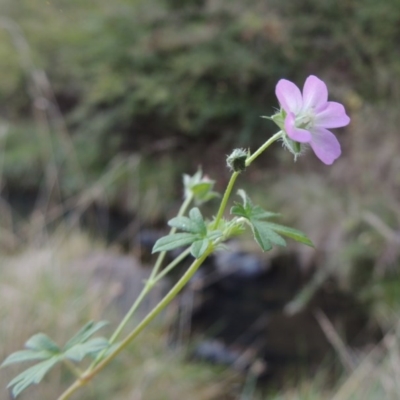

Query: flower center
[295,109,315,130]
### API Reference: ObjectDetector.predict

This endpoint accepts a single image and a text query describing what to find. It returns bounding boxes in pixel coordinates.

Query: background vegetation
[1,0,400,398]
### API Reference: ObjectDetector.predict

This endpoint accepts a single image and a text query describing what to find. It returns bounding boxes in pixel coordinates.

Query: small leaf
[64,321,108,350]
[168,216,202,234]
[7,357,61,398]
[230,203,247,218]
[264,222,314,247]
[190,239,209,259]
[2,350,52,367]
[152,233,196,253]
[251,221,286,252]
[64,338,109,362]
[189,208,206,235]
[25,334,60,354]
[250,205,280,220]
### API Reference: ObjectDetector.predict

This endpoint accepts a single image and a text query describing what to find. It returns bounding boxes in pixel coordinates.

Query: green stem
[57,249,212,400]
[149,193,194,281]
[213,171,240,229]
[245,130,283,166]
[213,131,283,230]
[153,247,191,283]
[109,193,194,345]
[62,359,83,379]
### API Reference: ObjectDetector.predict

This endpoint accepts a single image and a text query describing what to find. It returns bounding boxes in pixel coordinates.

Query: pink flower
[275,75,350,165]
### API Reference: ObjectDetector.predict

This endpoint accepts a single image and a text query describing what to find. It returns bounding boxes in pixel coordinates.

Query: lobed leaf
[152,232,196,253]
[190,239,210,259]
[168,216,202,234]
[64,338,110,362]
[2,350,52,367]
[7,357,61,398]
[64,320,108,350]
[189,207,207,235]
[251,220,287,252]
[25,334,60,354]
[264,222,314,247]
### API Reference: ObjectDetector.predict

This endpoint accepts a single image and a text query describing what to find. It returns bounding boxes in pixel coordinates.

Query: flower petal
[302,75,328,111]
[310,127,341,165]
[276,79,303,114]
[314,101,350,128]
[285,112,312,143]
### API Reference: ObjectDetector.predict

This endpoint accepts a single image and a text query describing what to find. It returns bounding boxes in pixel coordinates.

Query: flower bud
[226,148,248,172]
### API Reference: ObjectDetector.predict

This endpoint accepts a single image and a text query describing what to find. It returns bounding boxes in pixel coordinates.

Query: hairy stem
[245,130,283,166]
[213,171,240,228]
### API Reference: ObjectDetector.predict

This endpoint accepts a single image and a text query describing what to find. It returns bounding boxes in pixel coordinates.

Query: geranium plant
[2,76,350,399]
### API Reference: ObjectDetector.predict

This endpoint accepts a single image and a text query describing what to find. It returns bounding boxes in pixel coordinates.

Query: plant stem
[57,249,212,400]
[153,247,191,283]
[149,192,194,281]
[108,193,194,346]
[62,359,83,379]
[245,130,283,166]
[213,171,240,228]
[58,130,284,400]
[213,131,282,230]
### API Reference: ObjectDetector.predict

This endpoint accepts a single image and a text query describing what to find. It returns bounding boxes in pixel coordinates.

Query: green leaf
[152,232,196,253]
[263,222,314,247]
[168,216,202,234]
[231,190,313,252]
[64,338,109,362]
[64,321,108,350]
[25,334,60,354]
[1,350,52,367]
[250,205,280,220]
[7,357,61,398]
[190,239,210,259]
[183,170,219,205]
[230,203,247,218]
[251,220,286,252]
[189,207,206,235]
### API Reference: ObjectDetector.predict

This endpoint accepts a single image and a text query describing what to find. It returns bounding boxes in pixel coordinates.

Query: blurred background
[1,0,400,399]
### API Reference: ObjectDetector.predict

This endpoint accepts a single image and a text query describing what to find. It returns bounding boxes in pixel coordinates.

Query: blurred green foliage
[2,0,400,147]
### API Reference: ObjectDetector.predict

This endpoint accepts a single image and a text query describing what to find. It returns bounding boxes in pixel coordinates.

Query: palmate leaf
[153,207,209,255]
[264,222,314,247]
[2,350,53,367]
[3,321,109,398]
[64,338,110,362]
[190,238,210,259]
[25,333,60,353]
[152,232,197,253]
[251,220,286,252]
[7,357,61,398]
[231,189,314,252]
[188,208,207,235]
[183,170,219,205]
[168,216,202,234]
[64,321,108,349]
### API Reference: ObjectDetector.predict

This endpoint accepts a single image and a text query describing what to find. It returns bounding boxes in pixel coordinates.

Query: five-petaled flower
[275,75,350,165]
